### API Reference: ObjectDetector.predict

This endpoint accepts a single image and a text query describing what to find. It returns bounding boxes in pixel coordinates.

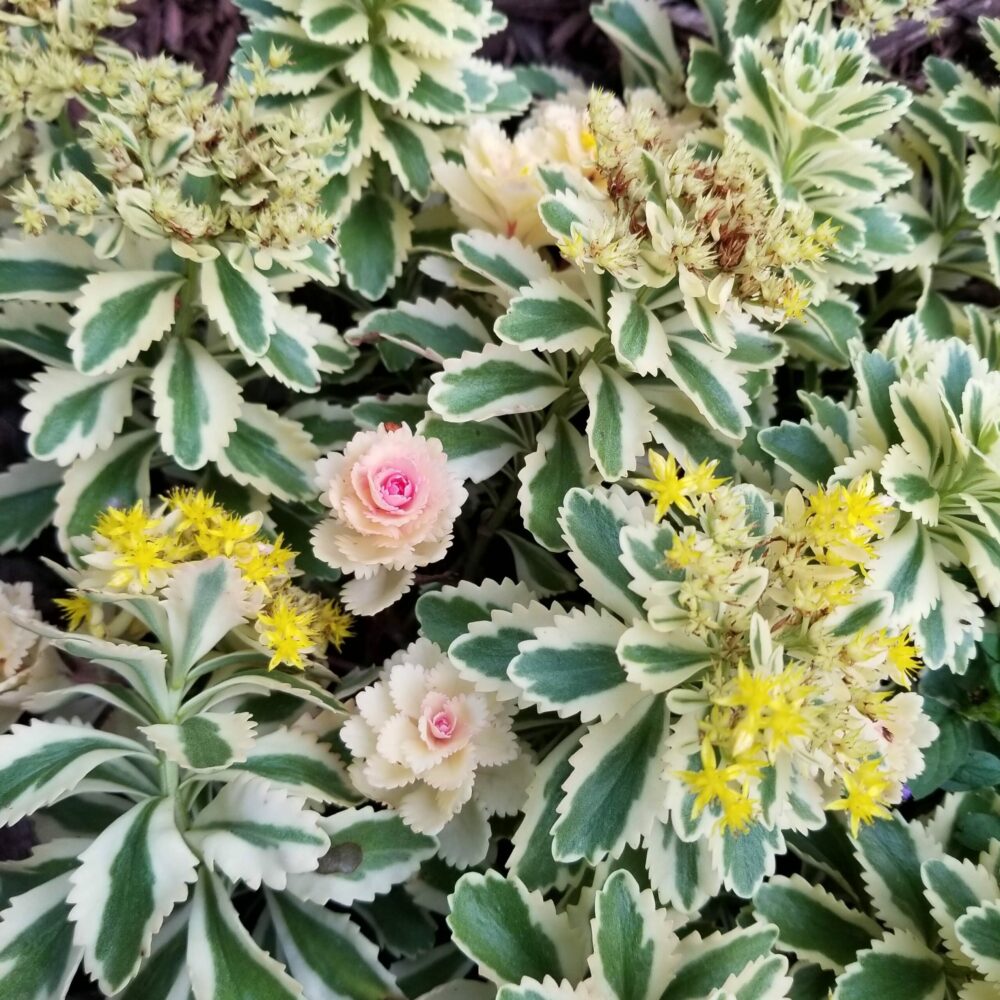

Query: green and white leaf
[753,875,879,973]
[216,403,318,501]
[592,869,676,1000]
[618,620,713,694]
[188,776,328,891]
[500,531,578,597]
[188,666,346,719]
[53,429,155,551]
[161,556,254,675]
[757,420,850,489]
[661,923,780,1000]
[220,726,359,806]
[922,855,998,967]
[580,361,655,481]
[0,458,61,552]
[645,820,720,914]
[608,288,673,376]
[447,871,584,986]
[509,728,584,893]
[13,618,170,717]
[22,367,135,466]
[141,713,256,772]
[450,600,563,701]
[200,252,276,360]
[372,116,442,200]
[285,399,356,450]
[69,270,182,375]
[451,230,552,294]
[67,797,197,994]
[415,577,533,650]
[0,872,81,999]
[955,899,1000,982]
[592,0,683,88]
[339,191,412,300]
[187,868,301,1000]
[552,696,667,864]
[0,302,72,365]
[854,813,938,943]
[654,333,754,440]
[151,338,242,470]
[510,606,641,721]
[429,342,566,422]
[238,21,344,94]
[268,889,398,1000]
[558,486,647,622]
[0,719,150,826]
[518,415,598,552]
[419,414,523,483]
[114,909,190,1000]
[496,279,605,353]
[285,806,437,906]
[0,235,95,303]
[355,297,489,363]
[833,929,945,1000]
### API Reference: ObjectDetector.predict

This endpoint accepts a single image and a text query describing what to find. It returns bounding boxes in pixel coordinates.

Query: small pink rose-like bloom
[341,640,531,866]
[311,425,467,616]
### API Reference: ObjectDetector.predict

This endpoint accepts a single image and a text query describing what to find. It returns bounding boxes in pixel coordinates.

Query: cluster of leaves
[5,0,1000,998]
[0,543,444,999]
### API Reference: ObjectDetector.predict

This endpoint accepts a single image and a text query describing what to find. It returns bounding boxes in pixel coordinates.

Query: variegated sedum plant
[0,490,444,999]
[233,0,530,299]
[6,0,1000,997]
[0,0,356,553]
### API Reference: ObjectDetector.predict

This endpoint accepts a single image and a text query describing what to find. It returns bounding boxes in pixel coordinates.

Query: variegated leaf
[53,429,156,551]
[580,361,655,481]
[517,415,598,552]
[428,343,566,422]
[216,404,318,501]
[0,459,61,552]
[448,872,585,986]
[552,697,667,864]
[285,806,437,906]
[187,868,301,1000]
[268,889,398,1000]
[188,776,328,891]
[67,797,197,994]
[200,252,276,360]
[0,872,81,999]
[0,720,151,825]
[23,367,134,466]
[151,339,242,470]
[510,606,641,721]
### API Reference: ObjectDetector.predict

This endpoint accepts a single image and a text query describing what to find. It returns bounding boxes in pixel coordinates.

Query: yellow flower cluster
[637,457,929,838]
[6,3,343,263]
[59,489,352,671]
[634,452,726,522]
[563,90,838,320]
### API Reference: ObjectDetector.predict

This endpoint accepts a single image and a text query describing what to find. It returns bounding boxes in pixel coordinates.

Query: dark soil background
[111,0,1000,85]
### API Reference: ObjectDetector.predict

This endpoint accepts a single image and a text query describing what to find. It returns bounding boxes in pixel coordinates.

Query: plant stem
[174,258,199,338]
[464,475,521,576]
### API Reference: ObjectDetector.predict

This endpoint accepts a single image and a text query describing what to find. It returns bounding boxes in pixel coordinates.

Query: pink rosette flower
[311,425,467,616]
[341,640,531,867]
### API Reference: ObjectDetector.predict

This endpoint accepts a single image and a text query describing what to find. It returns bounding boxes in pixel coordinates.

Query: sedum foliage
[4,0,1000,998]
[0,493,440,999]
[234,0,530,298]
